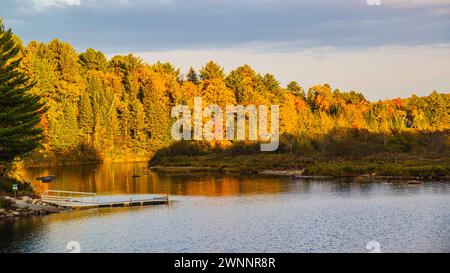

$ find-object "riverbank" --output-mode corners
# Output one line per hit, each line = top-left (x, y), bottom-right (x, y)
(17, 157), (151, 168)
(0, 196), (69, 220)
(149, 153), (450, 181)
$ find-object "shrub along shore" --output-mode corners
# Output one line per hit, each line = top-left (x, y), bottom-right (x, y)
(148, 128), (450, 180)
(149, 153), (450, 180)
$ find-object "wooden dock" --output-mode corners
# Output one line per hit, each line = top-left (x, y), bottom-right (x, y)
(41, 190), (169, 209)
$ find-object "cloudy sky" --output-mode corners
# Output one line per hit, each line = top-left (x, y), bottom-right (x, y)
(2, 0), (450, 100)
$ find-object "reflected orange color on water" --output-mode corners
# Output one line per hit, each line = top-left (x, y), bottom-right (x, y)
(6, 162), (450, 253)
(21, 162), (290, 197)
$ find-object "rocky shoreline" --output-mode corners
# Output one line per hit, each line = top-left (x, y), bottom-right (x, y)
(0, 196), (69, 220)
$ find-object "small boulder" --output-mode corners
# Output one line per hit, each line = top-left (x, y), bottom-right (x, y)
(5, 197), (16, 203)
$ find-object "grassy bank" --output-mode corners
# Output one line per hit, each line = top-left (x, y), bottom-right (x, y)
(21, 153), (151, 168)
(149, 153), (450, 180)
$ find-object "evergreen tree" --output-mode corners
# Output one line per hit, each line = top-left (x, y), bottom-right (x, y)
(151, 61), (181, 80)
(200, 61), (225, 80)
(286, 81), (305, 98)
(186, 67), (199, 84)
(262, 73), (280, 93)
(0, 20), (46, 177)
(79, 48), (107, 71)
(78, 88), (94, 136)
(226, 65), (265, 105)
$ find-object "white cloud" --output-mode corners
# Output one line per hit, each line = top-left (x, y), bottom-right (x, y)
(29, 0), (81, 10)
(383, 0), (450, 7)
(16, 0), (450, 12)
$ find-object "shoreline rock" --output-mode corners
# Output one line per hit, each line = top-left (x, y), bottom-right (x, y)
(259, 169), (305, 176)
(0, 196), (69, 220)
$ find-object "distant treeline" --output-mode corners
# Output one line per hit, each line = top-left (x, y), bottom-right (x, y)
(15, 38), (450, 164)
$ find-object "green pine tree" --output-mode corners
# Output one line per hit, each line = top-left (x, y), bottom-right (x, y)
(0, 19), (46, 178)
(78, 89), (94, 136)
(186, 67), (199, 84)
(79, 48), (108, 71)
(199, 61), (225, 80)
(286, 81), (305, 99)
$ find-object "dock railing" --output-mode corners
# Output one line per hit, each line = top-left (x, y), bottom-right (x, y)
(42, 190), (99, 207)
(41, 190), (169, 208)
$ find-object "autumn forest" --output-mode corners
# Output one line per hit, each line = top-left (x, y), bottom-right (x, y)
(1, 0), (450, 255)
(1, 22), (450, 178)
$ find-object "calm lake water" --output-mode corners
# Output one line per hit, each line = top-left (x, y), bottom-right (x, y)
(1, 162), (449, 253)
